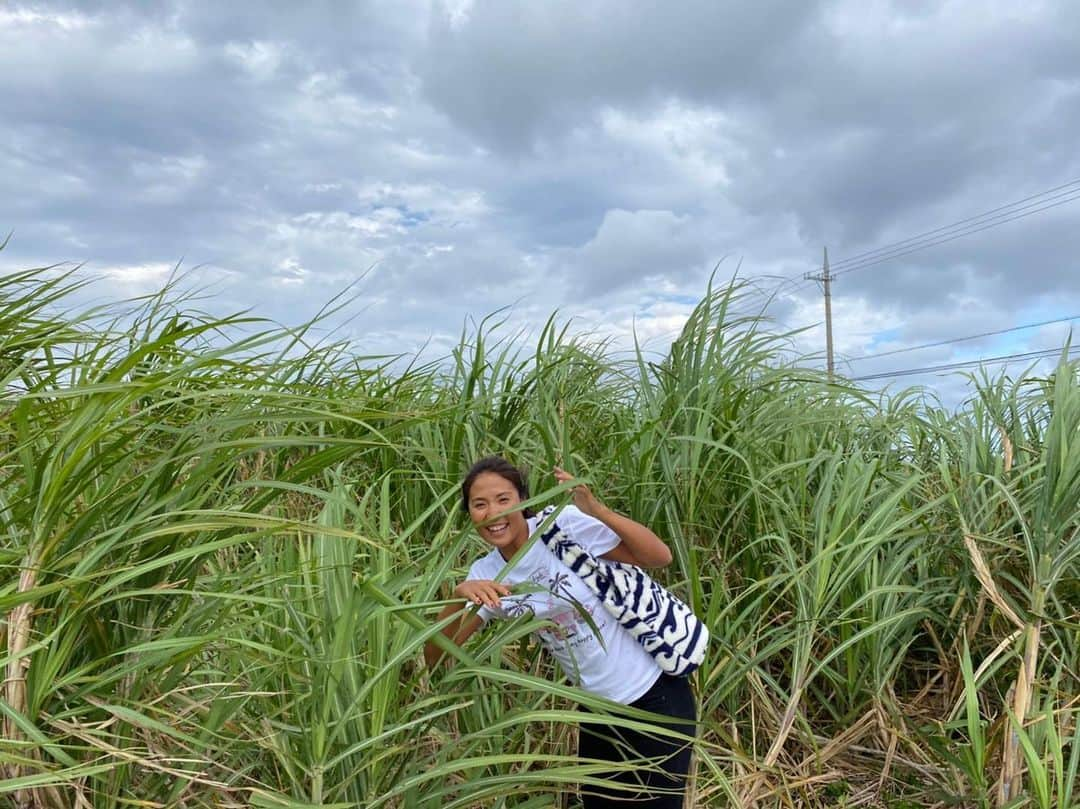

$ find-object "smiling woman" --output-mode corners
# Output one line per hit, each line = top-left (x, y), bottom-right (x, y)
(424, 455), (696, 809)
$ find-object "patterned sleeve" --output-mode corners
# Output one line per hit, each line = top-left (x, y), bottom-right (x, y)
(559, 505), (621, 556)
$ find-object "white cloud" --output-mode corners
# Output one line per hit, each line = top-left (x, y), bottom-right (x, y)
(290, 70), (398, 134)
(438, 0), (476, 30)
(224, 39), (285, 80)
(271, 258), (308, 288)
(599, 101), (735, 189)
(292, 209), (408, 239)
(355, 182), (491, 223)
(104, 25), (201, 76)
(0, 7), (94, 30)
(2, 0), (1078, 409)
(130, 154), (208, 203)
(613, 299), (698, 350)
(99, 262), (175, 287)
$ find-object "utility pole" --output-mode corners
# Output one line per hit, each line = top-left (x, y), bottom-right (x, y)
(804, 247), (835, 378)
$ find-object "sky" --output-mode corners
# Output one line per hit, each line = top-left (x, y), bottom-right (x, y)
(2, 0), (1079, 404)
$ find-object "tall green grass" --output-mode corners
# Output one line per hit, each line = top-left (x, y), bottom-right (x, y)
(1, 267), (1077, 807)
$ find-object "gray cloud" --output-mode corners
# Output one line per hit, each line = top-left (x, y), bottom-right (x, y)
(1, 0), (1078, 403)
(419, 0), (821, 151)
(561, 209), (707, 295)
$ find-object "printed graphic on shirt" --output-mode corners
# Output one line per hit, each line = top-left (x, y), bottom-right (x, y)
(496, 566), (606, 661)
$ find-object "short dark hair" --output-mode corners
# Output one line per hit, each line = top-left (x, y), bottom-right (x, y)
(461, 456), (535, 518)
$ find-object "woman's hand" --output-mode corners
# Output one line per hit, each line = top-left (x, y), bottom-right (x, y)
(553, 466), (606, 519)
(553, 465), (673, 568)
(454, 579), (510, 609)
(425, 584), (490, 668)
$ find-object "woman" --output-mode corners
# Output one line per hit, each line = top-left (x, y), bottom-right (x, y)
(424, 455), (697, 808)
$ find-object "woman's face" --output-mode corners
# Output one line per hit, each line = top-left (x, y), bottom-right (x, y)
(466, 471), (530, 559)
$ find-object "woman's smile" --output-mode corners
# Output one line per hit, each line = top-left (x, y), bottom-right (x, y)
(467, 471), (529, 559)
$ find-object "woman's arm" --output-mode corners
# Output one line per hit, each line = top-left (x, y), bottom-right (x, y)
(422, 580), (508, 667)
(553, 467), (673, 568)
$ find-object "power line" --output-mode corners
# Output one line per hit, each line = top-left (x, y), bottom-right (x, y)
(851, 346), (1072, 382)
(828, 178), (1080, 274)
(833, 190), (1080, 277)
(844, 313), (1080, 363)
(733, 178), (1080, 335)
(743, 178), (1080, 295)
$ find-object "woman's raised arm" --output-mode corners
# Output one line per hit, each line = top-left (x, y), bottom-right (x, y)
(553, 467), (673, 568)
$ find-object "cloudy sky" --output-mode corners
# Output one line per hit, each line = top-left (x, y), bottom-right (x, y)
(3, 1), (1079, 401)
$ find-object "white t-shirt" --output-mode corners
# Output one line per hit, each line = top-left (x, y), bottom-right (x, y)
(466, 505), (662, 704)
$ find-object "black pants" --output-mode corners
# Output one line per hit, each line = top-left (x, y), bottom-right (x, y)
(577, 674), (697, 808)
